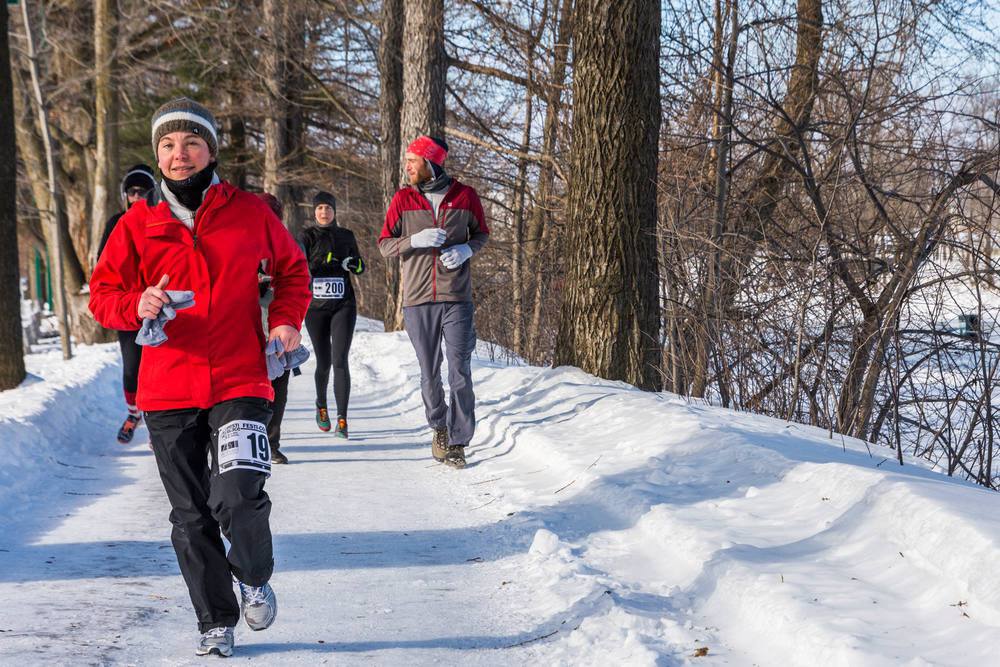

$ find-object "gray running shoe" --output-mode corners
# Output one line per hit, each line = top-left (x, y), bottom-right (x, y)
(238, 581), (277, 631)
(432, 427), (449, 462)
(195, 626), (234, 657)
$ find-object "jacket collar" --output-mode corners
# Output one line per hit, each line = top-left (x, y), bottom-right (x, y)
(408, 179), (460, 207)
(152, 176), (232, 229)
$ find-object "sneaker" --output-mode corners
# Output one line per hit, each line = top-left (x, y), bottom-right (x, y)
(195, 626), (234, 657)
(335, 417), (349, 439)
(432, 427), (449, 462)
(444, 445), (467, 469)
(238, 581), (277, 631)
(117, 413), (142, 444)
(270, 448), (288, 464)
(316, 406), (331, 432)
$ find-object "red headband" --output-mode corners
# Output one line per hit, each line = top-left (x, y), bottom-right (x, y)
(406, 135), (447, 165)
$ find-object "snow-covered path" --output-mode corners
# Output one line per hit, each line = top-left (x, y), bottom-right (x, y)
(6, 321), (1000, 666)
(0, 324), (540, 665)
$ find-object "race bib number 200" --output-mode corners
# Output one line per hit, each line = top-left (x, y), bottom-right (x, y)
(313, 277), (345, 299)
(217, 419), (271, 475)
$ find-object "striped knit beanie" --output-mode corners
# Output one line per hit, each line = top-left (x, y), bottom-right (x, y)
(151, 98), (218, 156)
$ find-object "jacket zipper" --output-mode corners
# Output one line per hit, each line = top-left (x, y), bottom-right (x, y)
(429, 184), (455, 302)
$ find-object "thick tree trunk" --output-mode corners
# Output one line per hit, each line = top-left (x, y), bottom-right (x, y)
(399, 0), (446, 143)
(263, 0), (290, 223)
(379, 0), (404, 331)
(89, 0), (119, 272)
(389, 0), (445, 332)
(0, 2), (27, 389)
(553, 0), (662, 390)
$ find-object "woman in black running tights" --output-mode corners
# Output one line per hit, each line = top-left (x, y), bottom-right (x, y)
(299, 191), (365, 438)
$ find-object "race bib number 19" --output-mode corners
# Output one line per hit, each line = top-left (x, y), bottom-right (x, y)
(218, 419), (271, 475)
(313, 277), (345, 299)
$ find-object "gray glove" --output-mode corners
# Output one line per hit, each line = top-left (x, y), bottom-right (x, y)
(265, 337), (311, 381)
(410, 228), (446, 248)
(135, 290), (196, 347)
(440, 243), (473, 269)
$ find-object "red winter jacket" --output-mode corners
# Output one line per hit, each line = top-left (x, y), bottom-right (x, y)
(89, 181), (311, 411)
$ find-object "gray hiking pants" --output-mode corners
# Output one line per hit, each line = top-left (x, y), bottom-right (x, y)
(403, 301), (477, 446)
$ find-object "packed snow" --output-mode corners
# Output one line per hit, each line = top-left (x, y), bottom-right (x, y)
(2, 319), (1000, 665)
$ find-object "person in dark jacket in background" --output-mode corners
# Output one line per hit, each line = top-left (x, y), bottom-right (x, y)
(97, 163), (157, 444)
(299, 191), (365, 438)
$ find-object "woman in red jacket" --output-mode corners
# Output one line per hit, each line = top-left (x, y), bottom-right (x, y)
(89, 98), (310, 658)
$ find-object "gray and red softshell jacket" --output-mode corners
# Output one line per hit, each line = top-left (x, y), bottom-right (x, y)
(378, 179), (490, 307)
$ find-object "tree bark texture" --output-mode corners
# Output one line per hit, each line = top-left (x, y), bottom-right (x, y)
(400, 0), (446, 143)
(263, 0), (290, 223)
(388, 0), (445, 331)
(0, 2), (27, 389)
(89, 0), (118, 272)
(379, 0), (404, 331)
(553, 0), (662, 390)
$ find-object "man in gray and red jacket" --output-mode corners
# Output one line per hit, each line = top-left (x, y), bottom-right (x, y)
(378, 135), (489, 468)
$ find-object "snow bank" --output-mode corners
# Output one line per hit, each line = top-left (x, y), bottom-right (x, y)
(0, 344), (122, 537)
(460, 359), (1000, 665)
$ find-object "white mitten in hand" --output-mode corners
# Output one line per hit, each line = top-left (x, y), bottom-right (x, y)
(440, 243), (473, 269)
(411, 227), (447, 248)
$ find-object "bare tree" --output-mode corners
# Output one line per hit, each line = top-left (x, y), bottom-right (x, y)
(19, 0), (72, 360)
(89, 0), (119, 268)
(385, 0), (448, 332)
(379, 0), (405, 332)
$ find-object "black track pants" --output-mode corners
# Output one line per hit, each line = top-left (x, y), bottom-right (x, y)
(268, 370), (290, 450)
(117, 329), (142, 405)
(145, 397), (274, 633)
(304, 304), (357, 417)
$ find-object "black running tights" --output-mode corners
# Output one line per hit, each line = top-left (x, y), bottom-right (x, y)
(304, 305), (357, 417)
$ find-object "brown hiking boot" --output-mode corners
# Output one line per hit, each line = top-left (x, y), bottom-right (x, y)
(432, 427), (449, 462)
(443, 445), (466, 469)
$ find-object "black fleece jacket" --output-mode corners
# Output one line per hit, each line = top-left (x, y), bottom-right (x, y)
(298, 223), (365, 310)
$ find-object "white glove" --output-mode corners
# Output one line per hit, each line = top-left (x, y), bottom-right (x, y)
(440, 243), (473, 270)
(410, 227), (447, 248)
